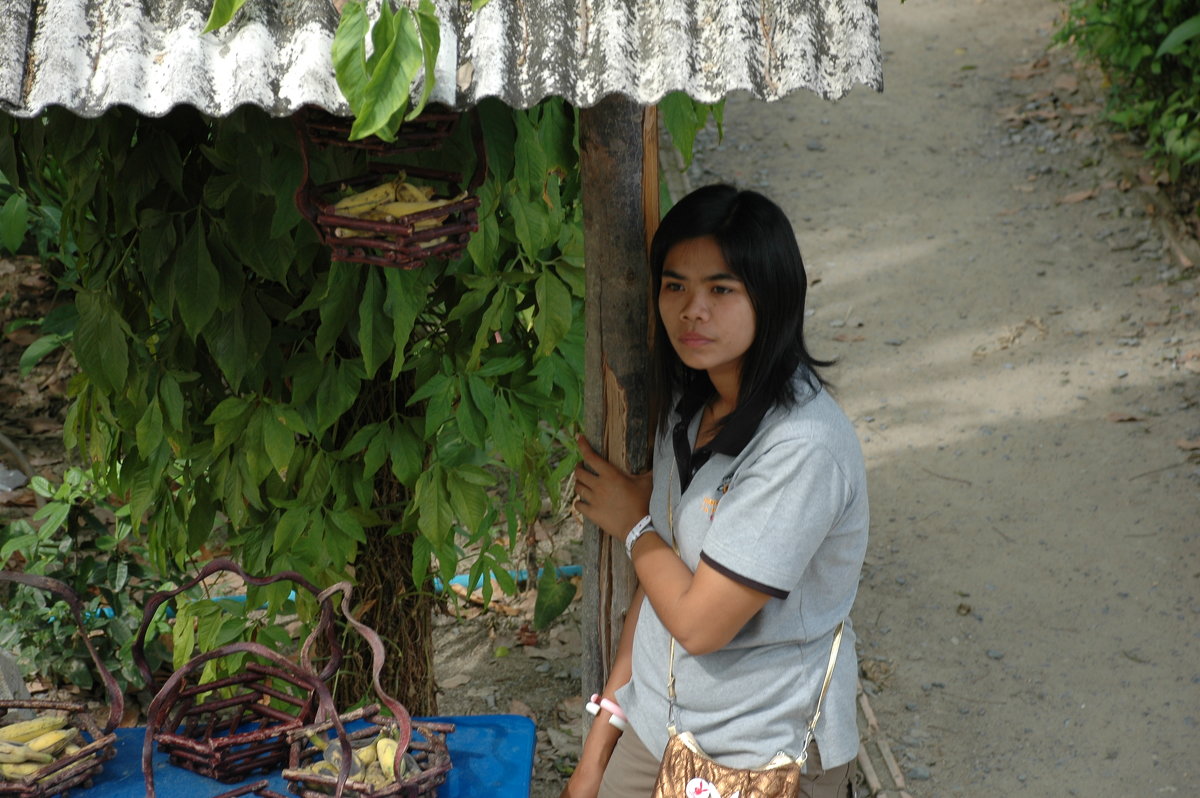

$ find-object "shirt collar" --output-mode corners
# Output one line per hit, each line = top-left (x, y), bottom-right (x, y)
(670, 377), (772, 492)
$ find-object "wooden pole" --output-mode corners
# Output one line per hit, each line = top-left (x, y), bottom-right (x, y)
(578, 96), (658, 697)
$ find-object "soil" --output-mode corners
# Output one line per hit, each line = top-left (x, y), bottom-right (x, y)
(3, 0), (1199, 796)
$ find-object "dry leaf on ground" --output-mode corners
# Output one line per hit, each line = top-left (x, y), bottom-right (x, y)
(1060, 188), (1099, 204)
(439, 673), (472, 689)
(1053, 74), (1079, 93)
(509, 699), (535, 719)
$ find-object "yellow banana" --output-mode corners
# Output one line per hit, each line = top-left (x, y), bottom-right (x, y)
(27, 728), (78, 757)
(0, 761), (45, 780)
(376, 736), (398, 781)
(332, 188), (465, 238)
(62, 743), (82, 757)
(332, 175), (405, 217)
(353, 737), (378, 767)
(397, 182), (436, 202)
(362, 762), (388, 787)
(0, 715), (68, 744)
(370, 199), (451, 219)
(0, 740), (53, 765)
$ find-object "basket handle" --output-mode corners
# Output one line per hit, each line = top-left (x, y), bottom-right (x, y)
(141, 640), (345, 798)
(130, 557), (343, 692)
(306, 582), (414, 763)
(0, 570), (125, 734)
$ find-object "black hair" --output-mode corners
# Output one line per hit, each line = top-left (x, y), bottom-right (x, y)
(650, 184), (833, 431)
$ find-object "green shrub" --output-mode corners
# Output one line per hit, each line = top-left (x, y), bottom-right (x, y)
(1057, 2), (1200, 182)
(0, 467), (175, 693)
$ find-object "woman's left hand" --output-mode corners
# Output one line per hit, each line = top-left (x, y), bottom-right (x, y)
(573, 435), (653, 541)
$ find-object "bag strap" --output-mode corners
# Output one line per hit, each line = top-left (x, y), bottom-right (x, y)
(664, 461), (845, 764)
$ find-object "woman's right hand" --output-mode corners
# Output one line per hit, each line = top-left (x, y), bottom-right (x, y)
(573, 435), (653, 541)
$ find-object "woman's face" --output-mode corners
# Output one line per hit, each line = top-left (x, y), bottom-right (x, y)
(658, 236), (757, 387)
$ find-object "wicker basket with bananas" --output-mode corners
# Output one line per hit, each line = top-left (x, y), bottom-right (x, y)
(282, 582), (453, 798)
(0, 571), (123, 798)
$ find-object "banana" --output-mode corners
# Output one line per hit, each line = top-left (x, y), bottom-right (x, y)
(27, 728), (78, 757)
(0, 715), (68, 744)
(0, 761), (45, 780)
(376, 736), (399, 781)
(397, 182), (435, 202)
(362, 761), (388, 787)
(62, 743), (82, 757)
(321, 743), (363, 780)
(302, 760), (340, 794)
(370, 199), (452, 220)
(333, 175), (405, 217)
(353, 737), (378, 767)
(0, 740), (53, 765)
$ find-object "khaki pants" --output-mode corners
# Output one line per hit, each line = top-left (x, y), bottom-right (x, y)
(598, 728), (857, 798)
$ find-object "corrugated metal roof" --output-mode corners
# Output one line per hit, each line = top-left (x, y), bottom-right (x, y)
(1, 0), (882, 119)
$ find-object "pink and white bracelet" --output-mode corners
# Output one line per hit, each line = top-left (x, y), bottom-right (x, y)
(585, 693), (629, 730)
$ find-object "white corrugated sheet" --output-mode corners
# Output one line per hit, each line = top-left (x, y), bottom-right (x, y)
(0, 0), (882, 118)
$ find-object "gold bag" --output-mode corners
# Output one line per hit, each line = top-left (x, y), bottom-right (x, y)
(652, 731), (803, 798)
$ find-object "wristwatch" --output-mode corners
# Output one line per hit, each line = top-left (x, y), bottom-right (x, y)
(624, 514), (655, 559)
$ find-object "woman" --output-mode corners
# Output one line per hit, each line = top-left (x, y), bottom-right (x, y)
(566, 185), (868, 798)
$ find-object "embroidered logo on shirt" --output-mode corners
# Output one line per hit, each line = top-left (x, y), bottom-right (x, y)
(702, 479), (733, 520)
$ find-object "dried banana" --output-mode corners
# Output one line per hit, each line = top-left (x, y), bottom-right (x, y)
(0, 740), (53, 765)
(330, 174), (463, 244)
(0, 715), (67, 744)
(27, 728), (78, 757)
(333, 175), (405, 216)
(297, 728), (420, 789)
(0, 761), (46, 780)
(376, 736), (399, 781)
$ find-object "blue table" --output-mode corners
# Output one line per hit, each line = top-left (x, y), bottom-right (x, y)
(84, 715), (535, 797)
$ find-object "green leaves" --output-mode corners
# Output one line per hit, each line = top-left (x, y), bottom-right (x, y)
(201, 0), (250, 34)
(532, 272), (572, 357)
(533, 560), (577, 630)
(333, 0), (441, 142)
(1157, 13), (1200, 57)
(0, 191), (29, 253)
(358, 267), (391, 379)
(659, 92), (725, 166)
(1, 75), (710, 647)
(74, 291), (128, 395)
(1059, 1), (1200, 178)
(175, 222), (220, 338)
(260, 404), (300, 479)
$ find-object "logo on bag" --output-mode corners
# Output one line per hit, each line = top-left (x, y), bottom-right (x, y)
(685, 778), (740, 798)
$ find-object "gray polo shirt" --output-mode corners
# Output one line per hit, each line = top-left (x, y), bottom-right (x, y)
(616, 374), (869, 769)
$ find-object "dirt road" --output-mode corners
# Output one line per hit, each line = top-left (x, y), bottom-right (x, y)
(675, 0), (1199, 794)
